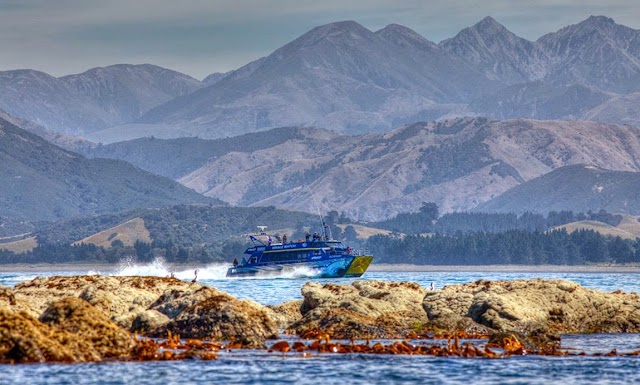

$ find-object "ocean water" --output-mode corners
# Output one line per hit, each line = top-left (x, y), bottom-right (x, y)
(1, 261), (640, 384)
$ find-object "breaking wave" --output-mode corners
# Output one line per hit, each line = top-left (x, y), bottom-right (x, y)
(108, 257), (321, 281)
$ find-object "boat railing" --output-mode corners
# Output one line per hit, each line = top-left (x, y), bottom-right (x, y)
(353, 249), (371, 256)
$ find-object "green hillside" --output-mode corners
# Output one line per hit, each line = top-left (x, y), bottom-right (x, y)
(0, 117), (216, 222)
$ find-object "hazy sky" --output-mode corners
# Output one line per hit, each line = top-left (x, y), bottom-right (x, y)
(1, 0), (639, 80)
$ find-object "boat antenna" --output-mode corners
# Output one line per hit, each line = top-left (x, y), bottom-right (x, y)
(307, 187), (333, 240)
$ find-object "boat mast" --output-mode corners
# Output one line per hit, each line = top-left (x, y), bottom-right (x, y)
(308, 189), (333, 240)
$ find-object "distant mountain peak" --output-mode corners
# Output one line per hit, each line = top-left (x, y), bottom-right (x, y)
(281, 20), (374, 51)
(584, 15), (616, 26)
(375, 23), (436, 47)
(475, 16), (505, 30)
(545, 15), (625, 39)
(309, 20), (370, 37)
(467, 16), (512, 37)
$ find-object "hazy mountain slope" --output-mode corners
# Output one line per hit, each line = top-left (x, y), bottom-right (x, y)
(136, 21), (495, 138)
(0, 117), (213, 222)
(0, 70), (117, 135)
(0, 65), (203, 136)
(537, 16), (640, 93)
(6, 16), (640, 143)
(469, 82), (612, 120)
(60, 64), (203, 126)
(83, 127), (338, 179)
(582, 92), (640, 126)
(440, 16), (548, 83)
(476, 165), (640, 214)
(0, 108), (96, 152)
(160, 118), (640, 220)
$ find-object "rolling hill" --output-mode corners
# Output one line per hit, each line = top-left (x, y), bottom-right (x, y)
(476, 165), (640, 214)
(0, 116), (214, 222)
(86, 118), (640, 221)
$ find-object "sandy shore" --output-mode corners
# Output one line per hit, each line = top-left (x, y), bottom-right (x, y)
(2, 262), (640, 274)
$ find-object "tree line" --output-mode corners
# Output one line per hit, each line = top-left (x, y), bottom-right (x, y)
(372, 203), (623, 235)
(365, 229), (638, 265)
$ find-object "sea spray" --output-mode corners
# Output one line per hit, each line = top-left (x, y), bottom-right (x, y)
(109, 257), (323, 281)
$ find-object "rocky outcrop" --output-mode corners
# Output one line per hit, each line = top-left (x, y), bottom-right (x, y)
(9, 275), (279, 347)
(12, 275), (206, 329)
(267, 300), (304, 329)
(0, 297), (133, 363)
(151, 293), (278, 347)
(292, 280), (427, 338)
(5, 275), (640, 363)
(423, 279), (640, 335)
(39, 297), (133, 359)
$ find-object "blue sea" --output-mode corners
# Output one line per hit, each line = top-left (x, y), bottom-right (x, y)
(1, 261), (640, 384)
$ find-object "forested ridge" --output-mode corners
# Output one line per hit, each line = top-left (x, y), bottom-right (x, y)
(0, 203), (637, 265)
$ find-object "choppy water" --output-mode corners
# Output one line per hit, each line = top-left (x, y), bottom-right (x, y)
(1, 260), (640, 384)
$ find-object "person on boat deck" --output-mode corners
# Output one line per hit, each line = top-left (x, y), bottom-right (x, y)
(312, 232), (319, 242)
(305, 231), (311, 242)
(268, 236), (272, 246)
(233, 258), (238, 267)
(282, 234), (287, 244)
(241, 257), (247, 265)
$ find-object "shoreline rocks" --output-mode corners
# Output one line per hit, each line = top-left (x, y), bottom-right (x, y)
(423, 279), (640, 335)
(2, 275), (640, 362)
(291, 280), (427, 338)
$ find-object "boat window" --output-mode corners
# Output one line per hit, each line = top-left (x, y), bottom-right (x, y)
(263, 251), (308, 263)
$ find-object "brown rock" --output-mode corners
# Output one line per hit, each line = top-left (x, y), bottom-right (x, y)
(267, 300), (303, 329)
(39, 297), (133, 359)
(423, 279), (640, 335)
(0, 297), (134, 364)
(0, 309), (90, 363)
(13, 275), (206, 330)
(152, 294), (278, 347)
(293, 280), (427, 338)
(131, 310), (171, 334)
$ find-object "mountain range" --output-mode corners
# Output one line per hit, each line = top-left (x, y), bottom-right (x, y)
(3, 15), (640, 225)
(84, 118), (640, 221)
(1, 16), (640, 141)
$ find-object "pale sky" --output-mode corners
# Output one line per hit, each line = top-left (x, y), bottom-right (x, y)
(1, 0), (638, 80)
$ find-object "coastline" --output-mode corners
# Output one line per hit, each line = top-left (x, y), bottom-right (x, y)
(369, 263), (640, 273)
(2, 262), (640, 274)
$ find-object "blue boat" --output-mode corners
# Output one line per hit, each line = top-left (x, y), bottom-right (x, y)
(226, 230), (373, 278)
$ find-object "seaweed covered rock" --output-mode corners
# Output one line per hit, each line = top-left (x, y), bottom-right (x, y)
(39, 297), (133, 359)
(151, 293), (278, 347)
(13, 275), (206, 330)
(0, 297), (134, 363)
(293, 280), (427, 338)
(423, 279), (640, 335)
(0, 309), (92, 363)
